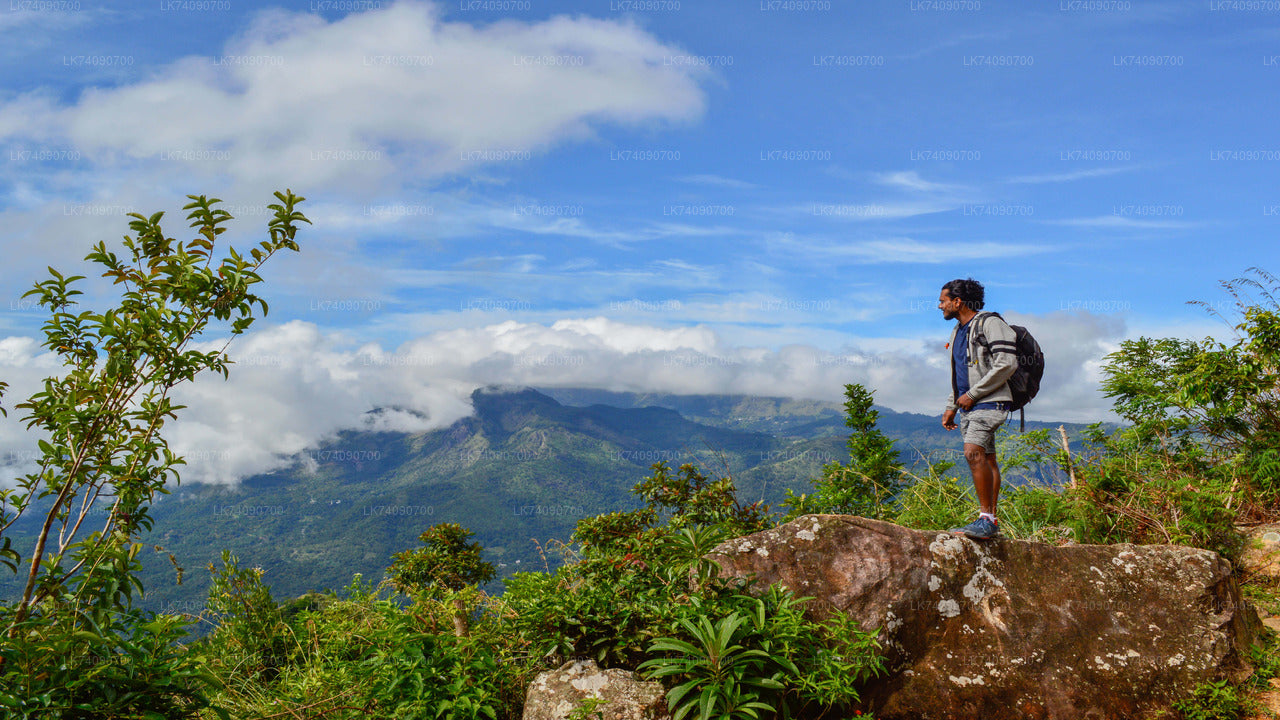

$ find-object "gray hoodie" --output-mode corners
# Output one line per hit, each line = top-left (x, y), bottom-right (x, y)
(944, 311), (1018, 412)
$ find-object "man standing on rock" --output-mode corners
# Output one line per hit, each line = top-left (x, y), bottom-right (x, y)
(939, 278), (1017, 540)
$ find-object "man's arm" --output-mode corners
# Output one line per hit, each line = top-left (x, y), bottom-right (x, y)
(966, 315), (1018, 401)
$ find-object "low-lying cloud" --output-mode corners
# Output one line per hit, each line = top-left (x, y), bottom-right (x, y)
(0, 312), (1127, 486)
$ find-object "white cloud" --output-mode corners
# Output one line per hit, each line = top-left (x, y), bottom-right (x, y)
(797, 200), (959, 221)
(0, 1), (708, 194)
(1005, 166), (1139, 185)
(676, 174), (759, 190)
(1004, 310), (1126, 424)
(873, 170), (966, 194)
(0, 311), (1132, 486)
(775, 234), (1056, 264)
(0, 5), (94, 36)
(1042, 215), (1197, 230)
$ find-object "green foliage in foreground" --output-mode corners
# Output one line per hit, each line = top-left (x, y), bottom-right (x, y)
(0, 192), (307, 717)
(1173, 678), (1250, 720)
(197, 569), (519, 719)
(638, 587), (881, 720)
(195, 464), (884, 719)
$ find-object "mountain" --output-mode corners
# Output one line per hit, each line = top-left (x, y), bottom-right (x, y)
(0, 387), (1092, 618)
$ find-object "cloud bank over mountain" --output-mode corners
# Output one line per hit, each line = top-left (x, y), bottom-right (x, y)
(2, 310), (1123, 486)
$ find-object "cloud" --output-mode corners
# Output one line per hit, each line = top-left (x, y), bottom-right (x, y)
(1005, 166), (1139, 185)
(676, 174), (759, 190)
(0, 1), (708, 194)
(775, 234), (1057, 264)
(0, 5), (93, 34)
(799, 201), (959, 221)
(1041, 215), (1197, 230)
(0, 311), (1131, 485)
(873, 170), (966, 194)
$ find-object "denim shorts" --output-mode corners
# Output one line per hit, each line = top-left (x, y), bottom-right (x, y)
(960, 408), (1007, 454)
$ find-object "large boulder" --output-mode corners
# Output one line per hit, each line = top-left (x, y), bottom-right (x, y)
(706, 515), (1259, 720)
(523, 659), (670, 720)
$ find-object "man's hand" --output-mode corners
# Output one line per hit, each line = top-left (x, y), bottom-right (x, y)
(942, 408), (958, 430)
(955, 393), (976, 411)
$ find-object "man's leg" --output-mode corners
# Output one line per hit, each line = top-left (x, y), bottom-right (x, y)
(987, 452), (1001, 516)
(953, 409), (1006, 538)
(964, 444), (996, 516)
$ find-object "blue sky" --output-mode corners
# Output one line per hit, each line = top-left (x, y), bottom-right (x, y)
(2, 0), (1278, 482)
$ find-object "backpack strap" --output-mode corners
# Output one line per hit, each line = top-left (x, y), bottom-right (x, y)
(971, 312), (992, 350)
(973, 312), (1017, 357)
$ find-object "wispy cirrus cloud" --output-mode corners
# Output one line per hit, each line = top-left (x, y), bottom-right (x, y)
(1041, 215), (1198, 230)
(675, 174), (759, 190)
(1005, 166), (1140, 185)
(774, 234), (1056, 264)
(872, 170), (970, 194)
(801, 200), (959, 222)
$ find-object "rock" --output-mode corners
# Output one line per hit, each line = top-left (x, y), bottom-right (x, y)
(706, 515), (1259, 720)
(522, 659), (670, 720)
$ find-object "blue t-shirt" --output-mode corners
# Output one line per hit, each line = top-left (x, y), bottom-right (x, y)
(953, 320), (972, 399)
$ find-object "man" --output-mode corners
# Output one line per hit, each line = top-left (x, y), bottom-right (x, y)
(939, 278), (1017, 540)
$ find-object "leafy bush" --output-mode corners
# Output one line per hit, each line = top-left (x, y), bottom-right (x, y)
(640, 610), (787, 720)
(502, 461), (885, 720)
(388, 522), (497, 638)
(198, 575), (529, 719)
(639, 586), (883, 720)
(503, 462), (772, 668)
(0, 541), (223, 719)
(201, 550), (294, 682)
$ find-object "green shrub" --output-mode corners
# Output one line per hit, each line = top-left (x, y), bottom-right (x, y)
(201, 550), (294, 682)
(1172, 679), (1249, 720)
(0, 558), (222, 718)
(504, 463), (771, 668)
(639, 586), (883, 720)
(199, 582), (529, 719)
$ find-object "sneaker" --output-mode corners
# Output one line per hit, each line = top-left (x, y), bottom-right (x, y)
(950, 516), (999, 540)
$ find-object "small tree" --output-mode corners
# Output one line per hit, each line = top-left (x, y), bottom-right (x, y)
(0, 191), (307, 714)
(388, 522), (496, 637)
(783, 383), (905, 520)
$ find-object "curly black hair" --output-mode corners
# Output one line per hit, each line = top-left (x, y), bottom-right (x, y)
(941, 278), (985, 311)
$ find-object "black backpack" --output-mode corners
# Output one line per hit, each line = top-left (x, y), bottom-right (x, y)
(974, 311), (1044, 432)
